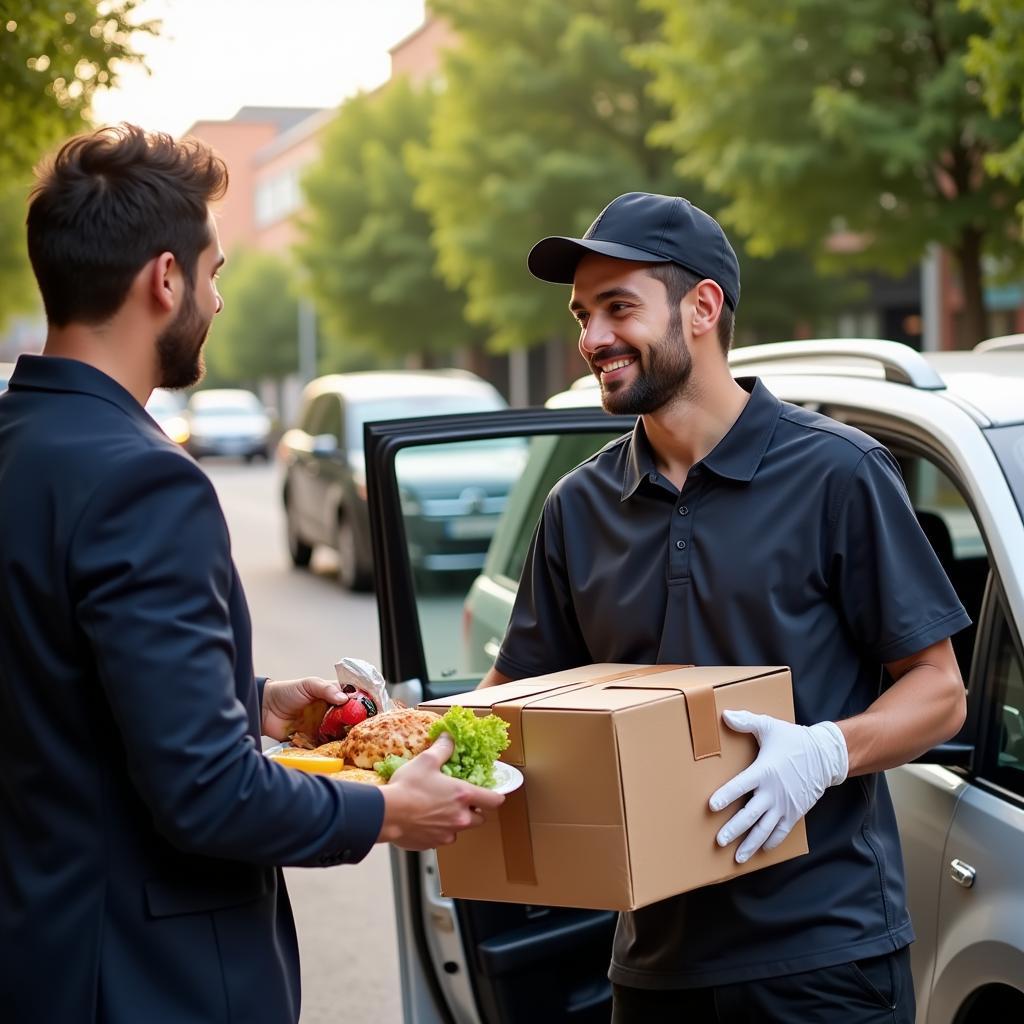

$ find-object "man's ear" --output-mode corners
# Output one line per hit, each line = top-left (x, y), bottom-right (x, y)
(690, 279), (725, 340)
(148, 252), (178, 314)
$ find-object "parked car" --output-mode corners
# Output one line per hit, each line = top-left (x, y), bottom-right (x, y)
(362, 339), (1024, 1024)
(144, 387), (190, 445)
(185, 388), (271, 461)
(0, 362), (15, 393)
(278, 370), (522, 591)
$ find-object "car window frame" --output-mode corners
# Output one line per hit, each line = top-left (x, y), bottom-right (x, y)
(365, 407), (636, 699)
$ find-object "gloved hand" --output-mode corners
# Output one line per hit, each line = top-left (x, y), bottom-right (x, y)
(709, 710), (849, 864)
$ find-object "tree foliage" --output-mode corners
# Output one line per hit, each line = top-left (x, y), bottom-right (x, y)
(299, 78), (473, 363)
(413, 0), (678, 353)
(205, 248), (299, 386)
(963, 0), (1024, 194)
(0, 1), (154, 175)
(0, 1), (155, 329)
(412, 0), (849, 353)
(641, 0), (1024, 344)
(0, 181), (37, 327)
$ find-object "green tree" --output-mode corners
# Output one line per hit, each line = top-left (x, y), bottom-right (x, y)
(300, 78), (474, 364)
(963, 0), (1024, 202)
(206, 248), (299, 387)
(413, 0), (677, 353)
(413, 0), (848, 353)
(0, 181), (37, 327)
(642, 0), (1024, 346)
(0, 1), (155, 328)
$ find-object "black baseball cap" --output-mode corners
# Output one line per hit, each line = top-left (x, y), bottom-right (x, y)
(527, 192), (741, 310)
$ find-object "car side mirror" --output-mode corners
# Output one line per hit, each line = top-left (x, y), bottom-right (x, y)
(311, 433), (338, 456)
(911, 741), (973, 768)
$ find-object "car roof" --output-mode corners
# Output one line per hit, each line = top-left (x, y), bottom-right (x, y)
(188, 388), (261, 408)
(302, 369), (501, 403)
(145, 388), (184, 410)
(547, 341), (1024, 426)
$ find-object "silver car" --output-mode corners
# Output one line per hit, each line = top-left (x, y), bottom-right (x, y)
(185, 388), (272, 461)
(364, 339), (1024, 1024)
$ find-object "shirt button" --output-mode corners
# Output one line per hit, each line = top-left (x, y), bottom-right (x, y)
(675, 539), (687, 550)
(678, 506), (689, 516)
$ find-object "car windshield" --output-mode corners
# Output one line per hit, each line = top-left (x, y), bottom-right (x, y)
(192, 405), (262, 417)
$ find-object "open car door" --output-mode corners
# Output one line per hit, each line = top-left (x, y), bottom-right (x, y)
(365, 405), (634, 1024)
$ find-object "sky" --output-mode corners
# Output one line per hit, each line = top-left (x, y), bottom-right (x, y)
(91, 0), (427, 136)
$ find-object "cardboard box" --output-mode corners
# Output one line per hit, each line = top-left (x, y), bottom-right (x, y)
(420, 664), (808, 911)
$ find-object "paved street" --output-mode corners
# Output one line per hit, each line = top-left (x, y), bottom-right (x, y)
(205, 458), (403, 1024)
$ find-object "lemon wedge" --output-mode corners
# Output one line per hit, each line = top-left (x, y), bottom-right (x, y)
(268, 751), (345, 774)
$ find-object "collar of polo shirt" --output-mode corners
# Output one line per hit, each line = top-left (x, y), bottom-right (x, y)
(620, 378), (782, 501)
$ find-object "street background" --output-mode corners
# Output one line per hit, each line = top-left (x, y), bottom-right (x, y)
(210, 459), (403, 1024)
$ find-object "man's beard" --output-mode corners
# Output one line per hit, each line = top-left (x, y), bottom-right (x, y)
(595, 305), (692, 416)
(157, 284), (210, 390)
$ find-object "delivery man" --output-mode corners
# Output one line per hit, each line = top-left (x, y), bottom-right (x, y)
(478, 192), (968, 1022)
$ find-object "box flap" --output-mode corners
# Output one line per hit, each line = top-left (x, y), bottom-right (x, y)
(422, 665), (687, 766)
(422, 667), (788, 768)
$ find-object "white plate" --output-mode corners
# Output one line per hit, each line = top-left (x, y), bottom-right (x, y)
(266, 742), (522, 794)
(490, 761), (524, 795)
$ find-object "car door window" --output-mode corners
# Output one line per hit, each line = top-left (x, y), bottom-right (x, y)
(499, 432), (624, 587)
(300, 394), (324, 435)
(878, 445), (988, 680)
(319, 395), (342, 443)
(981, 600), (1024, 798)
(392, 430), (623, 693)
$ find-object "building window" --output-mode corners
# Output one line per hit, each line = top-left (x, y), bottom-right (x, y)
(255, 166), (304, 227)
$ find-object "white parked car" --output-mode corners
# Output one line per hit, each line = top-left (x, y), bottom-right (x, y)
(364, 339), (1024, 1024)
(144, 388), (190, 445)
(185, 388), (272, 462)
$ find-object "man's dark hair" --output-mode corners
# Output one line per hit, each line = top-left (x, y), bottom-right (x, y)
(26, 124), (228, 327)
(647, 262), (735, 354)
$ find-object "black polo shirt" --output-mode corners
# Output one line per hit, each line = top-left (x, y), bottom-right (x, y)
(495, 377), (970, 989)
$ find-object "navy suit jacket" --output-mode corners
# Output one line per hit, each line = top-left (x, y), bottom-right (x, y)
(0, 356), (384, 1023)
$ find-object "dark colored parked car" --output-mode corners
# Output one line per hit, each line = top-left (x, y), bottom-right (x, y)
(278, 370), (523, 591)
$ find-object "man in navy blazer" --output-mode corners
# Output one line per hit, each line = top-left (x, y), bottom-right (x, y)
(0, 125), (503, 1023)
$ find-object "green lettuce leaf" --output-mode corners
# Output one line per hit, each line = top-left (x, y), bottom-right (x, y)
(374, 753), (410, 780)
(427, 705), (510, 788)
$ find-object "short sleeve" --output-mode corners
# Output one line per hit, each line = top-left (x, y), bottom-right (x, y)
(494, 490), (590, 679)
(829, 447), (971, 663)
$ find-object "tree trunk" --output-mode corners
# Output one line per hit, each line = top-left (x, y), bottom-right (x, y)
(954, 228), (989, 349)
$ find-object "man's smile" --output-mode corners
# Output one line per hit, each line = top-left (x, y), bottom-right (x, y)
(593, 353), (638, 382)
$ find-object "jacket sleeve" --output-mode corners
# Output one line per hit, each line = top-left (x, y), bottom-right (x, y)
(69, 449), (383, 866)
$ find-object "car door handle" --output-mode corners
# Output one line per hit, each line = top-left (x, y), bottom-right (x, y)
(949, 859), (976, 888)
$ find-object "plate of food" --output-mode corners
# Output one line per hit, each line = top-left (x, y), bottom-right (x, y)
(265, 703), (521, 793)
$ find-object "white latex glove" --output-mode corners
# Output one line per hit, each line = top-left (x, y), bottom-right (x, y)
(709, 710), (849, 864)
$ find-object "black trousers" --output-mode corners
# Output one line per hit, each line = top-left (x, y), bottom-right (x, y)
(611, 947), (914, 1024)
